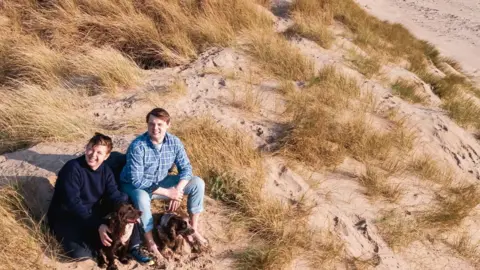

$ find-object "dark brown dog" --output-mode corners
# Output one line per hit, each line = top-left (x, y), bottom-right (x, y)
(156, 212), (195, 257)
(97, 203), (142, 270)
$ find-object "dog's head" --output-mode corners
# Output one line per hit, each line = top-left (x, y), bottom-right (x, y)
(170, 215), (195, 236)
(108, 203), (142, 224)
(158, 213), (195, 238)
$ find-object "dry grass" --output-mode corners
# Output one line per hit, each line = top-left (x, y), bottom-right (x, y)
(289, 0), (334, 48)
(229, 82), (262, 113)
(358, 166), (402, 202)
(348, 49), (382, 78)
(419, 184), (480, 230)
(146, 78), (188, 107)
(2, 0), (272, 69)
(278, 66), (414, 169)
(409, 155), (453, 184)
(442, 97), (480, 129)
(0, 184), (60, 269)
(243, 29), (315, 81)
(446, 233), (480, 268)
(174, 118), (314, 269)
(375, 209), (421, 251)
(391, 79), (425, 104)
(0, 85), (93, 153)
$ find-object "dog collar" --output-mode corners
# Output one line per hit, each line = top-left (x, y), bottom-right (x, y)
(159, 213), (175, 228)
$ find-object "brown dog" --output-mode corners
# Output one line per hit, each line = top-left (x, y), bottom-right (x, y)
(97, 203), (142, 270)
(156, 212), (195, 257)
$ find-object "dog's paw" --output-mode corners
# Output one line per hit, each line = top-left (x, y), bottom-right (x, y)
(106, 264), (118, 270)
(161, 249), (174, 260)
(119, 257), (130, 265)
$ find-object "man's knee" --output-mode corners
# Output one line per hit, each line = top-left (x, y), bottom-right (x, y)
(189, 176), (205, 193)
(128, 189), (151, 209)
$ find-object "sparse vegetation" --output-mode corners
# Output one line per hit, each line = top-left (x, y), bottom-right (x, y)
(391, 79), (425, 104)
(358, 166), (402, 202)
(243, 29), (315, 81)
(348, 49), (382, 78)
(0, 184), (60, 269)
(0, 85), (93, 153)
(442, 97), (480, 129)
(409, 155), (453, 184)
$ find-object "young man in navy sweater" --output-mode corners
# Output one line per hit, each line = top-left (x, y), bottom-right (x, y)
(47, 133), (152, 264)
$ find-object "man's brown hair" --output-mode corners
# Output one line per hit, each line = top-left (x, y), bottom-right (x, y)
(87, 132), (113, 153)
(146, 108), (171, 124)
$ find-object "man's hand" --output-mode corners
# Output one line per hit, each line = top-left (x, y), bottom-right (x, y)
(166, 187), (183, 201)
(168, 200), (181, 212)
(99, 224), (112, 246)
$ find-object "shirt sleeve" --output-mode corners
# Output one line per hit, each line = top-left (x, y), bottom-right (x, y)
(125, 143), (151, 189)
(174, 140), (193, 181)
(57, 166), (102, 229)
(104, 166), (128, 204)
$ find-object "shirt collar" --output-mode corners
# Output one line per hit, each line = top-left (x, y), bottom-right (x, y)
(144, 132), (170, 149)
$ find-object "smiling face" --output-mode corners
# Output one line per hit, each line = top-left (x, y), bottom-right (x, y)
(85, 143), (110, 171)
(147, 114), (170, 144)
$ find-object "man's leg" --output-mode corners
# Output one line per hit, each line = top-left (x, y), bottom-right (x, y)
(121, 184), (160, 256)
(51, 221), (94, 260)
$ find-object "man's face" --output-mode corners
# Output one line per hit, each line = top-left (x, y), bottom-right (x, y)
(147, 115), (170, 143)
(85, 144), (110, 170)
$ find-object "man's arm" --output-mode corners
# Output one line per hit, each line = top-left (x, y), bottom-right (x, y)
(125, 143), (151, 189)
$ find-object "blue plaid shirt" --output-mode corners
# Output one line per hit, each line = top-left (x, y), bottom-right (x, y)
(120, 132), (193, 190)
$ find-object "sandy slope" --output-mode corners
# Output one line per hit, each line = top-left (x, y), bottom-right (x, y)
(1, 1), (480, 269)
(354, 0), (480, 79)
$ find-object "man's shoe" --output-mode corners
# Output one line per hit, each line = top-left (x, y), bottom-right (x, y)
(130, 246), (154, 265)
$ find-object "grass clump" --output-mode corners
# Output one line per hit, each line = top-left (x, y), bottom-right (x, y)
(0, 184), (60, 269)
(358, 166), (402, 202)
(348, 49), (382, 78)
(409, 155), (453, 184)
(289, 0), (334, 48)
(243, 29), (315, 81)
(0, 85), (93, 153)
(419, 184), (480, 230)
(442, 97), (480, 129)
(375, 209), (421, 251)
(391, 79), (425, 104)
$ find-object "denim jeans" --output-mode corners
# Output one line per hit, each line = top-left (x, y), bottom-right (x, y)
(120, 175), (205, 233)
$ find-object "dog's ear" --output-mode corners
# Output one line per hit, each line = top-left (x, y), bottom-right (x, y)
(168, 222), (178, 241)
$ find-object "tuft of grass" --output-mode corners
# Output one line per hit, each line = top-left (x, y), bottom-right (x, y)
(229, 82), (262, 113)
(419, 184), (480, 230)
(375, 209), (421, 251)
(348, 49), (382, 78)
(409, 155), (453, 184)
(289, 0), (334, 48)
(442, 97), (480, 129)
(69, 47), (143, 94)
(146, 79), (188, 107)
(0, 184), (60, 269)
(391, 79), (425, 104)
(446, 233), (480, 268)
(358, 165), (402, 202)
(243, 29), (315, 81)
(0, 85), (93, 153)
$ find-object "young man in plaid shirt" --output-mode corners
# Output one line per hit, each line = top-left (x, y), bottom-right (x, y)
(119, 108), (207, 257)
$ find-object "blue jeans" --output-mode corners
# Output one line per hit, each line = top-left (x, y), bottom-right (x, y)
(120, 175), (205, 233)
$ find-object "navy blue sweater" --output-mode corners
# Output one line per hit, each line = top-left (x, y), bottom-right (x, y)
(47, 156), (127, 229)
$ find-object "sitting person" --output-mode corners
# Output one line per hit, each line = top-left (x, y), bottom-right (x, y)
(47, 133), (152, 265)
(119, 108), (208, 257)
